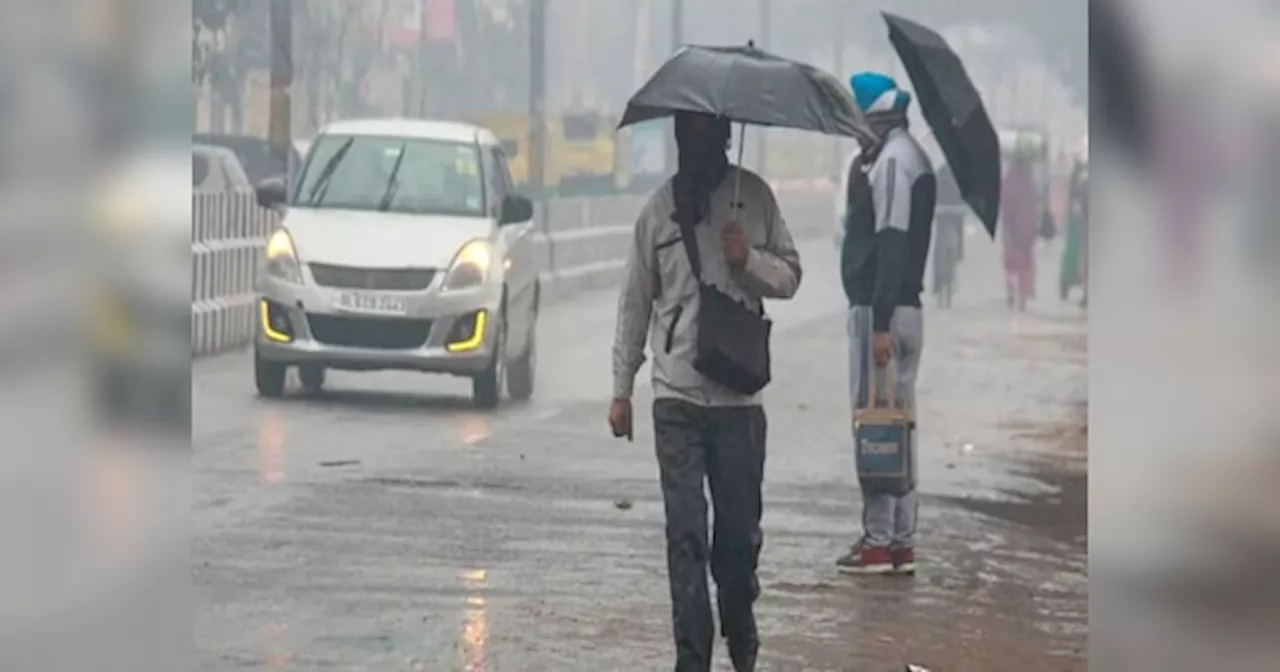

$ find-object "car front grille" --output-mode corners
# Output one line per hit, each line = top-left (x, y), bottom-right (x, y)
(306, 313), (433, 350)
(309, 264), (437, 291)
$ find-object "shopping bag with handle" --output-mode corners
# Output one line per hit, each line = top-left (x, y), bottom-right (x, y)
(853, 355), (915, 497)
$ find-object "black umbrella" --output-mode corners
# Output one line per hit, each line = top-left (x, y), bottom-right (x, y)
(883, 13), (1002, 236)
(619, 42), (875, 202)
(619, 43), (874, 142)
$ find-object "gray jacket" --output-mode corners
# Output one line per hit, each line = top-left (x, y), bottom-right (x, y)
(611, 167), (802, 407)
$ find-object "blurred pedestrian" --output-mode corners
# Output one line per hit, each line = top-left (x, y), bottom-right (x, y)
(609, 111), (801, 671)
(1059, 145), (1089, 304)
(1000, 142), (1041, 311)
(932, 161), (966, 307)
(835, 72), (936, 575)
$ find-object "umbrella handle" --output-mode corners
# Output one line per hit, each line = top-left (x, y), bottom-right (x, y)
(733, 122), (746, 210)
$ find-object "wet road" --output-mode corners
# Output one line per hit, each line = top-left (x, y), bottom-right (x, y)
(194, 228), (1086, 671)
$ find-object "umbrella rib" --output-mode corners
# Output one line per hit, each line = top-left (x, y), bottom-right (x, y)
(719, 52), (739, 121)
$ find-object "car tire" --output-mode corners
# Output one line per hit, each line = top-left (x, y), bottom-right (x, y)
(471, 308), (505, 410)
(255, 349), (286, 398)
(299, 365), (326, 393)
(506, 319), (536, 402)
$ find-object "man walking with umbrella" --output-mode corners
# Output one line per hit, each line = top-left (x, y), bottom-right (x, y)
(835, 72), (937, 575)
(609, 110), (801, 671)
(609, 41), (876, 670)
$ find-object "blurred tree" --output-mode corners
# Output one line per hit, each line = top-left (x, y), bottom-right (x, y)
(193, 0), (240, 85)
(335, 0), (385, 118)
(193, 0), (271, 133)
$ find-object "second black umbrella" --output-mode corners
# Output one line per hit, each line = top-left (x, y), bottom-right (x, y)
(883, 12), (1002, 236)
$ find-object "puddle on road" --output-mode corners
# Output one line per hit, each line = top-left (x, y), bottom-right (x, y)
(940, 463), (1087, 549)
(756, 400), (1088, 670)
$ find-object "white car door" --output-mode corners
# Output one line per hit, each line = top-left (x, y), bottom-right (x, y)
(486, 146), (536, 349)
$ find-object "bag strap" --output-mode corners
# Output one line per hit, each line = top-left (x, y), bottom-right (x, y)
(675, 218), (703, 281)
(859, 311), (901, 410)
(866, 358), (901, 409)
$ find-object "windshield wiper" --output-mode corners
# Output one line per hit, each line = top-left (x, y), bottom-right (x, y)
(376, 143), (408, 212)
(303, 136), (355, 207)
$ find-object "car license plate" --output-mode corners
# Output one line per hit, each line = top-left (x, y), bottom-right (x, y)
(337, 292), (408, 316)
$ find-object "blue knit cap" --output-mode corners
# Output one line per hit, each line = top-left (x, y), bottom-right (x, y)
(849, 71), (912, 114)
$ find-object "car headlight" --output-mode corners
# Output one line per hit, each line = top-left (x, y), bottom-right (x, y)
(265, 229), (303, 284)
(442, 239), (492, 291)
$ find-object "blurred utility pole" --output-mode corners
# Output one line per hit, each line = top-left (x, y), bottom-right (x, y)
(268, 0), (294, 181)
(418, 0), (429, 116)
(757, 0), (770, 177)
(529, 0), (547, 197)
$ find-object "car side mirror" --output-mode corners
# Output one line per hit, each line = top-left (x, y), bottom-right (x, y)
(498, 194), (533, 225)
(499, 139), (519, 158)
(255, 176), (288, 210)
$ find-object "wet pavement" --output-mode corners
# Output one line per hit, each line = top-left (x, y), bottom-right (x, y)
(193, 229), (1086, 671)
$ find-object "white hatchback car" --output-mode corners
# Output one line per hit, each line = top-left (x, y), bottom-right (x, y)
(252, 119), (540, 408)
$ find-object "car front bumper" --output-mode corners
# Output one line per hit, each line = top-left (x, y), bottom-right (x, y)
(254, 275), (502, 376)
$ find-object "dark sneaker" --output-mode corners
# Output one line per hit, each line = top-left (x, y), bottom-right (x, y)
(891, 547), (916, 576)
(836, 544), (894, 575)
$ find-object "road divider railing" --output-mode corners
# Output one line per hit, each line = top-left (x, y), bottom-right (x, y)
(190, 182), (835, 357)
(192, 191), (280, 357)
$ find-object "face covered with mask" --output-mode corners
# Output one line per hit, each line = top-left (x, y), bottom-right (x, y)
(671, 111), (732, 226)
(849, 71), (911, 157)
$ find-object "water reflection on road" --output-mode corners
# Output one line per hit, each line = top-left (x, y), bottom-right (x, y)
(460, 568), (488, 671)
(257, 408), (287, 485)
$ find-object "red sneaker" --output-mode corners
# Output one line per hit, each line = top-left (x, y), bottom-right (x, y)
(892, 547), (916, 575)
(836, 544), (894, 575)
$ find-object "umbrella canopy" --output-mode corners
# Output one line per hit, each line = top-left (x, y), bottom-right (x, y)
(618, 44), (876, 144)
(883, 13), (1002, 236)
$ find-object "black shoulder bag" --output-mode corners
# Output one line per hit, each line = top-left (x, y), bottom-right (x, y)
(676, 219), (773, 396)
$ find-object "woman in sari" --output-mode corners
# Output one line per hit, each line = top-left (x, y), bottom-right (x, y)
(1059, 156), (1089, 302)
(1000, 147), (1041, 311)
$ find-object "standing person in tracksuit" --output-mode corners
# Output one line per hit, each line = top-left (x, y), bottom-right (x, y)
(834, 72), (936, 576)
(608, 111), (802, 671)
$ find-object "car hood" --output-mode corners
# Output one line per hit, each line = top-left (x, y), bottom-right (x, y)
(282, 208), (495, 269)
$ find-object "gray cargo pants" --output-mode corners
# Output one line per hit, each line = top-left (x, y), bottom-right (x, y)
(847, 305), (923, 548)
(653, 398), (767, 672)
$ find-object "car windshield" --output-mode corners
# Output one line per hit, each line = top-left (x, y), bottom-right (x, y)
(294, 135), (486, 217)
